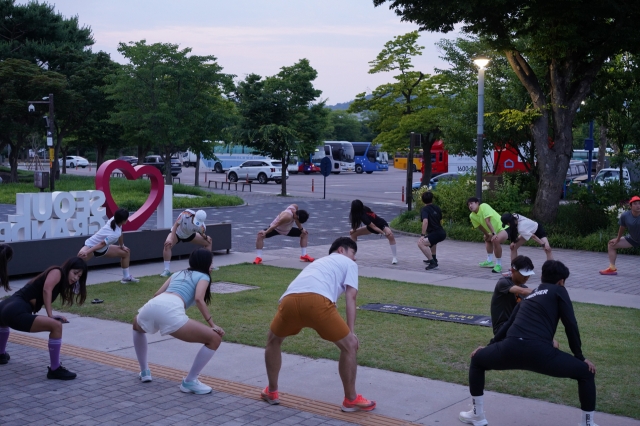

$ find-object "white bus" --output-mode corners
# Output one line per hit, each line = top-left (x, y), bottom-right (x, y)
(190, 143), (270, 173)
(312, 141), (355, 174)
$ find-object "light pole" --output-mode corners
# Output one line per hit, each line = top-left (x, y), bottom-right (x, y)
(473, 56), (490, 199)
(28, 94), (56, 191)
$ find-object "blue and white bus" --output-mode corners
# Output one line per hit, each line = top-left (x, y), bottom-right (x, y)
(312, 141), (355, 174)
(195, 143), (269, 173)
(351, 142), (389, 174)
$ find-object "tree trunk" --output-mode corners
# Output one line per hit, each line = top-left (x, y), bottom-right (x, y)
(195, 152), (201, 186)
(164, 149), (172, 185)
(281, 153), (288, 196)
(596, 124), (607, 173)
(60, 145), (68, 174)
(96, 144), (108, 169)
(8, 143), (19, 183)
(420, 134), (437, 185)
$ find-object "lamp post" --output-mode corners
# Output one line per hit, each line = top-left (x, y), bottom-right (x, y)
(473, 56), (490, 199)
(27, 94), (55, 191)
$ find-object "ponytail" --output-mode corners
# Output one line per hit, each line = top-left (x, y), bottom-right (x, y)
(111, 209), (130, 230)
(0, 244), (13, 292)
(501, 213), (519, 243)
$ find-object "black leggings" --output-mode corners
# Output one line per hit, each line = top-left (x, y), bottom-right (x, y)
(470, 337), (596, 411)
(0, 296), (37, 332)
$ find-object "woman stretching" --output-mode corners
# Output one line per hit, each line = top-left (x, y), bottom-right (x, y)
(132, 248), (225, 394)
(349, 199), (397, 264)
(0, 244), (14, 364)
(501, 213), (553, 264)
(0, 257), (87, 380)
(78, 208), (139, 284)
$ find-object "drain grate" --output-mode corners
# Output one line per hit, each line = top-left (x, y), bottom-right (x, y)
(210, 281), (259, 294)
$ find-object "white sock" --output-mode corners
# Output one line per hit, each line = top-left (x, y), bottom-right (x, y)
(122, 268), (130, 279)
(164, 261), (170, 270)
(496, 258), (502, 266)
(582, 411), (595, 426)
(472, 395), (484, 415)
(390, 244), (397, 257)
(301, 247), (307, 256)
(185, 346), (215, 382)
(132, 330), (148, 372)
(487, 254), (493, 262)
(256, 249), (263, 257)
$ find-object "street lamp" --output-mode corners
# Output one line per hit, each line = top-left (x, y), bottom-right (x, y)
(27, 94), (55, 191)
(473, 56), (490, 199)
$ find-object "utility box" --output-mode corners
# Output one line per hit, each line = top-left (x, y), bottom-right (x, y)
(34, 171), (49, 190)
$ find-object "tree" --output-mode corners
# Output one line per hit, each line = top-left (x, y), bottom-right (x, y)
(323, 110), (363, 141)
(348, 31), (447, 184)
(234, 59), (328, 196)
(375, 0), (640, 222)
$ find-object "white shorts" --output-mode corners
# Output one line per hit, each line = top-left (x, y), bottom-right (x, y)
(136, 293), (189, 336)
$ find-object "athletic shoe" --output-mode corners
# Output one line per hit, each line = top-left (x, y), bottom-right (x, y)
(341, 394), (376, 412)
(253, 257), (263, 265)
(159, 269), (171, 278)
(47, 365), (77, 380)
(0, 352), (9, 365)
(261, 386), (280, 405)
(492, 265), (502, 274)
(121, 276), (140, 284)
(300, 254), (315, 262)
(425, 260), (439, 271)
(139, 369), (152, 382)
(502, 271), (512, 278)
(599, 267), (617, 275)
(179, 378), (212, 395)
(478, 260), (495, 268)
(392, 257), (398, 264)
(459, 408), (488, 426)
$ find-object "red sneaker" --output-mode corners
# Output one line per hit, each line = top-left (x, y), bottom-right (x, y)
(261, 386), (279, 405)
(341, 394), (376, 412)
(599, 267), (617, 275)
(300, 254), (315, 262)
(253, 257), (263, 265)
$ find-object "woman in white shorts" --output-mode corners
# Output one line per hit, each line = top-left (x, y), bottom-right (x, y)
(132, 248), (225, 395)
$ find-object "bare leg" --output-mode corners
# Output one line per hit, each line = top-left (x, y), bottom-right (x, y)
(265, 330), (285, 392)
(170, 319), (222, 350)
(511, 237), (527, 263)
(350, 227), (371, 242)
(334, 333), (359, 400)
(539, 237), (554, 260)
(256, 232), (266, 250)
(163, 233), (178, 262)
(418, 238), (433, 260)
(30, 316), (63, 339)
(608, 238), (633, 267)
(300, 232), (308, 248)
(385, 230), (396, 245)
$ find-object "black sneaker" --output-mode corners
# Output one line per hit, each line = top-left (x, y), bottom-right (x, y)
(47, 365), (77, 380)
(425, 260), (439, 271)
(0, 352), (9, 365)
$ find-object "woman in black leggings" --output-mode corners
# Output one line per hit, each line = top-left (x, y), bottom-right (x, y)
(460, 260), (597, 426)
(0, 257), (88, 380)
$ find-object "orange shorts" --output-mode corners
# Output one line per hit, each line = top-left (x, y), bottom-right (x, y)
(269, 293), (350, 342)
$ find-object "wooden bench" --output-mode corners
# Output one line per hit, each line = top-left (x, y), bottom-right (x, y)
(207, 181), (252, 192)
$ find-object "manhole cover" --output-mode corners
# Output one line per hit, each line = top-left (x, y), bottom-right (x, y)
(210, 282), (259, 294)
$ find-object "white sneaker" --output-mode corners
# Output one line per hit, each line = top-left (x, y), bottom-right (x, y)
(180, 378), (212, 395)
(392, 257), (398, 264)
(139, 369), (152, 382)
(121, 276), (140, 284)
(159, 269), (171, 277)
(459, 408), (488, 426)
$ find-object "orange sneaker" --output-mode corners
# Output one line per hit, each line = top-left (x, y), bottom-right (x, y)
(341, 394), (376, 412)
(599, 267), (617, 275)
(300, 254), (315, 262)
(261, 386), (279, 405)
(253, 257), (262, 265)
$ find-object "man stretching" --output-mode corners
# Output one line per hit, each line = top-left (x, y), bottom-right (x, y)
(467, 197), (509, 274)
(599, 195), (640, 275)
(254, 204), (313, 264)
(261, 237), (376, 412)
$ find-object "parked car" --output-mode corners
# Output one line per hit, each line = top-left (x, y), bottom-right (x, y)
(58, 156), (89, 168)
(227, 159), (288, 184)
(412, 172), (461, 190)
(594, 167), (631, 187)
(117, 156), (138, 165)
(143, 155), (182, 177)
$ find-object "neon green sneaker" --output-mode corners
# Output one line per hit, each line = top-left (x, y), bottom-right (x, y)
(478, 260), (495, 268)
(492, 265), (502, 273)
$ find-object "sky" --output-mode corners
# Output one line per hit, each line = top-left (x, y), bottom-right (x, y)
(28, 0), (460, 105)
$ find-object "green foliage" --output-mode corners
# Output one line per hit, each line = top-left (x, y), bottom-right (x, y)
(483, 178), (531, 216)
(323, 109), (370, 141)
(412, 175), (475, 223)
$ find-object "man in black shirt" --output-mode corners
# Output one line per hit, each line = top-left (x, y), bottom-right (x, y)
(417, 192), (446, 270)
(460, 260), (598, 426)
(490, 255), (534, 335)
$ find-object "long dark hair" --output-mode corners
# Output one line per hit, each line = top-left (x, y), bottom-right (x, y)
(0, 244), (13, 292)
(185, 248), (213, 305)
(349, 199), (365, 230)
(111, 209), (130, 231)
(501, 213), (519, 243)
(31, 257), (88, 307)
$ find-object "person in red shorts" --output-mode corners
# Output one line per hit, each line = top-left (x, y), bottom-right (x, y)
(253, 204), (313, 264)
(260, 237), (376, 413)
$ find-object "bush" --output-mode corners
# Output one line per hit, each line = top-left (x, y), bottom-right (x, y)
(412, 175), (475, 223)
(483, 178), (531, 216)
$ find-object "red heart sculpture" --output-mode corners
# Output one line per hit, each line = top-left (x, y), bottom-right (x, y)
(95, 160), (165, 231)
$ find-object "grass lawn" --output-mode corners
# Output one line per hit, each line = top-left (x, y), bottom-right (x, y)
(0, 169), (243, 209)
(56, 264), (640, 419)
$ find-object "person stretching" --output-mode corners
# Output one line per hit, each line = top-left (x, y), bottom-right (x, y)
(599, 195), (640, 275)
(417, 191), (446, 271)
(501, 213), (553, 264)
(490, 255), (534, 335)
(0, 257), (88, 380)
(0, 244), (14, 365)
(261, 237), (376, 412)
(132, 249), (224, 394)
(161, 209), (213, 277)
(77, 208), (139, 284)
(467, 197), (508, 274)
(349, 199), (397, 264)
(254, 204), (312, 264)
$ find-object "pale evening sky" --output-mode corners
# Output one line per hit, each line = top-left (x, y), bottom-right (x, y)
(28, 0), (459, 104)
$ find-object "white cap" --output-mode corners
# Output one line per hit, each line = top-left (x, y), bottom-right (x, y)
(517, 268), (535, 276)
(194, 210), (206, 226)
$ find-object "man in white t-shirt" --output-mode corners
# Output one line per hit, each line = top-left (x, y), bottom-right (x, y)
(253, 204), (312, 264)
(260, 237), (376, 413)
(161, 209), (212, 277)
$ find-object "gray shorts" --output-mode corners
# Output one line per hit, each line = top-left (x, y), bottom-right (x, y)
(624, 235), (640, 248)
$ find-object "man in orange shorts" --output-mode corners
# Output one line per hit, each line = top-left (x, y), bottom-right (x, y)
(261, 237), (376, 413)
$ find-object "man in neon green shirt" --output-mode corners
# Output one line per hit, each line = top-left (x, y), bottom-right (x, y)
(467, 197), (509, 273)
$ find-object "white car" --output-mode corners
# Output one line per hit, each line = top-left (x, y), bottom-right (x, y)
(227, 159), (289, 184)
(59, 156), (89, 168)
(594, 167), (631, 187)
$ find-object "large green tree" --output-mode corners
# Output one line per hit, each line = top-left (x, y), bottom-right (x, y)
(234, 59), (328, 196)
(375, 0), (640, 221)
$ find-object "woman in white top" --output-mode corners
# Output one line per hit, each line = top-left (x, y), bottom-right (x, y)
(132, 248), (225, 395)
(77, 208), (139, 284)
(501, 213), (553, 263)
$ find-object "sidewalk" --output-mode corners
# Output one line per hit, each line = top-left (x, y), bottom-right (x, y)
(2, 238), (639, 425)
